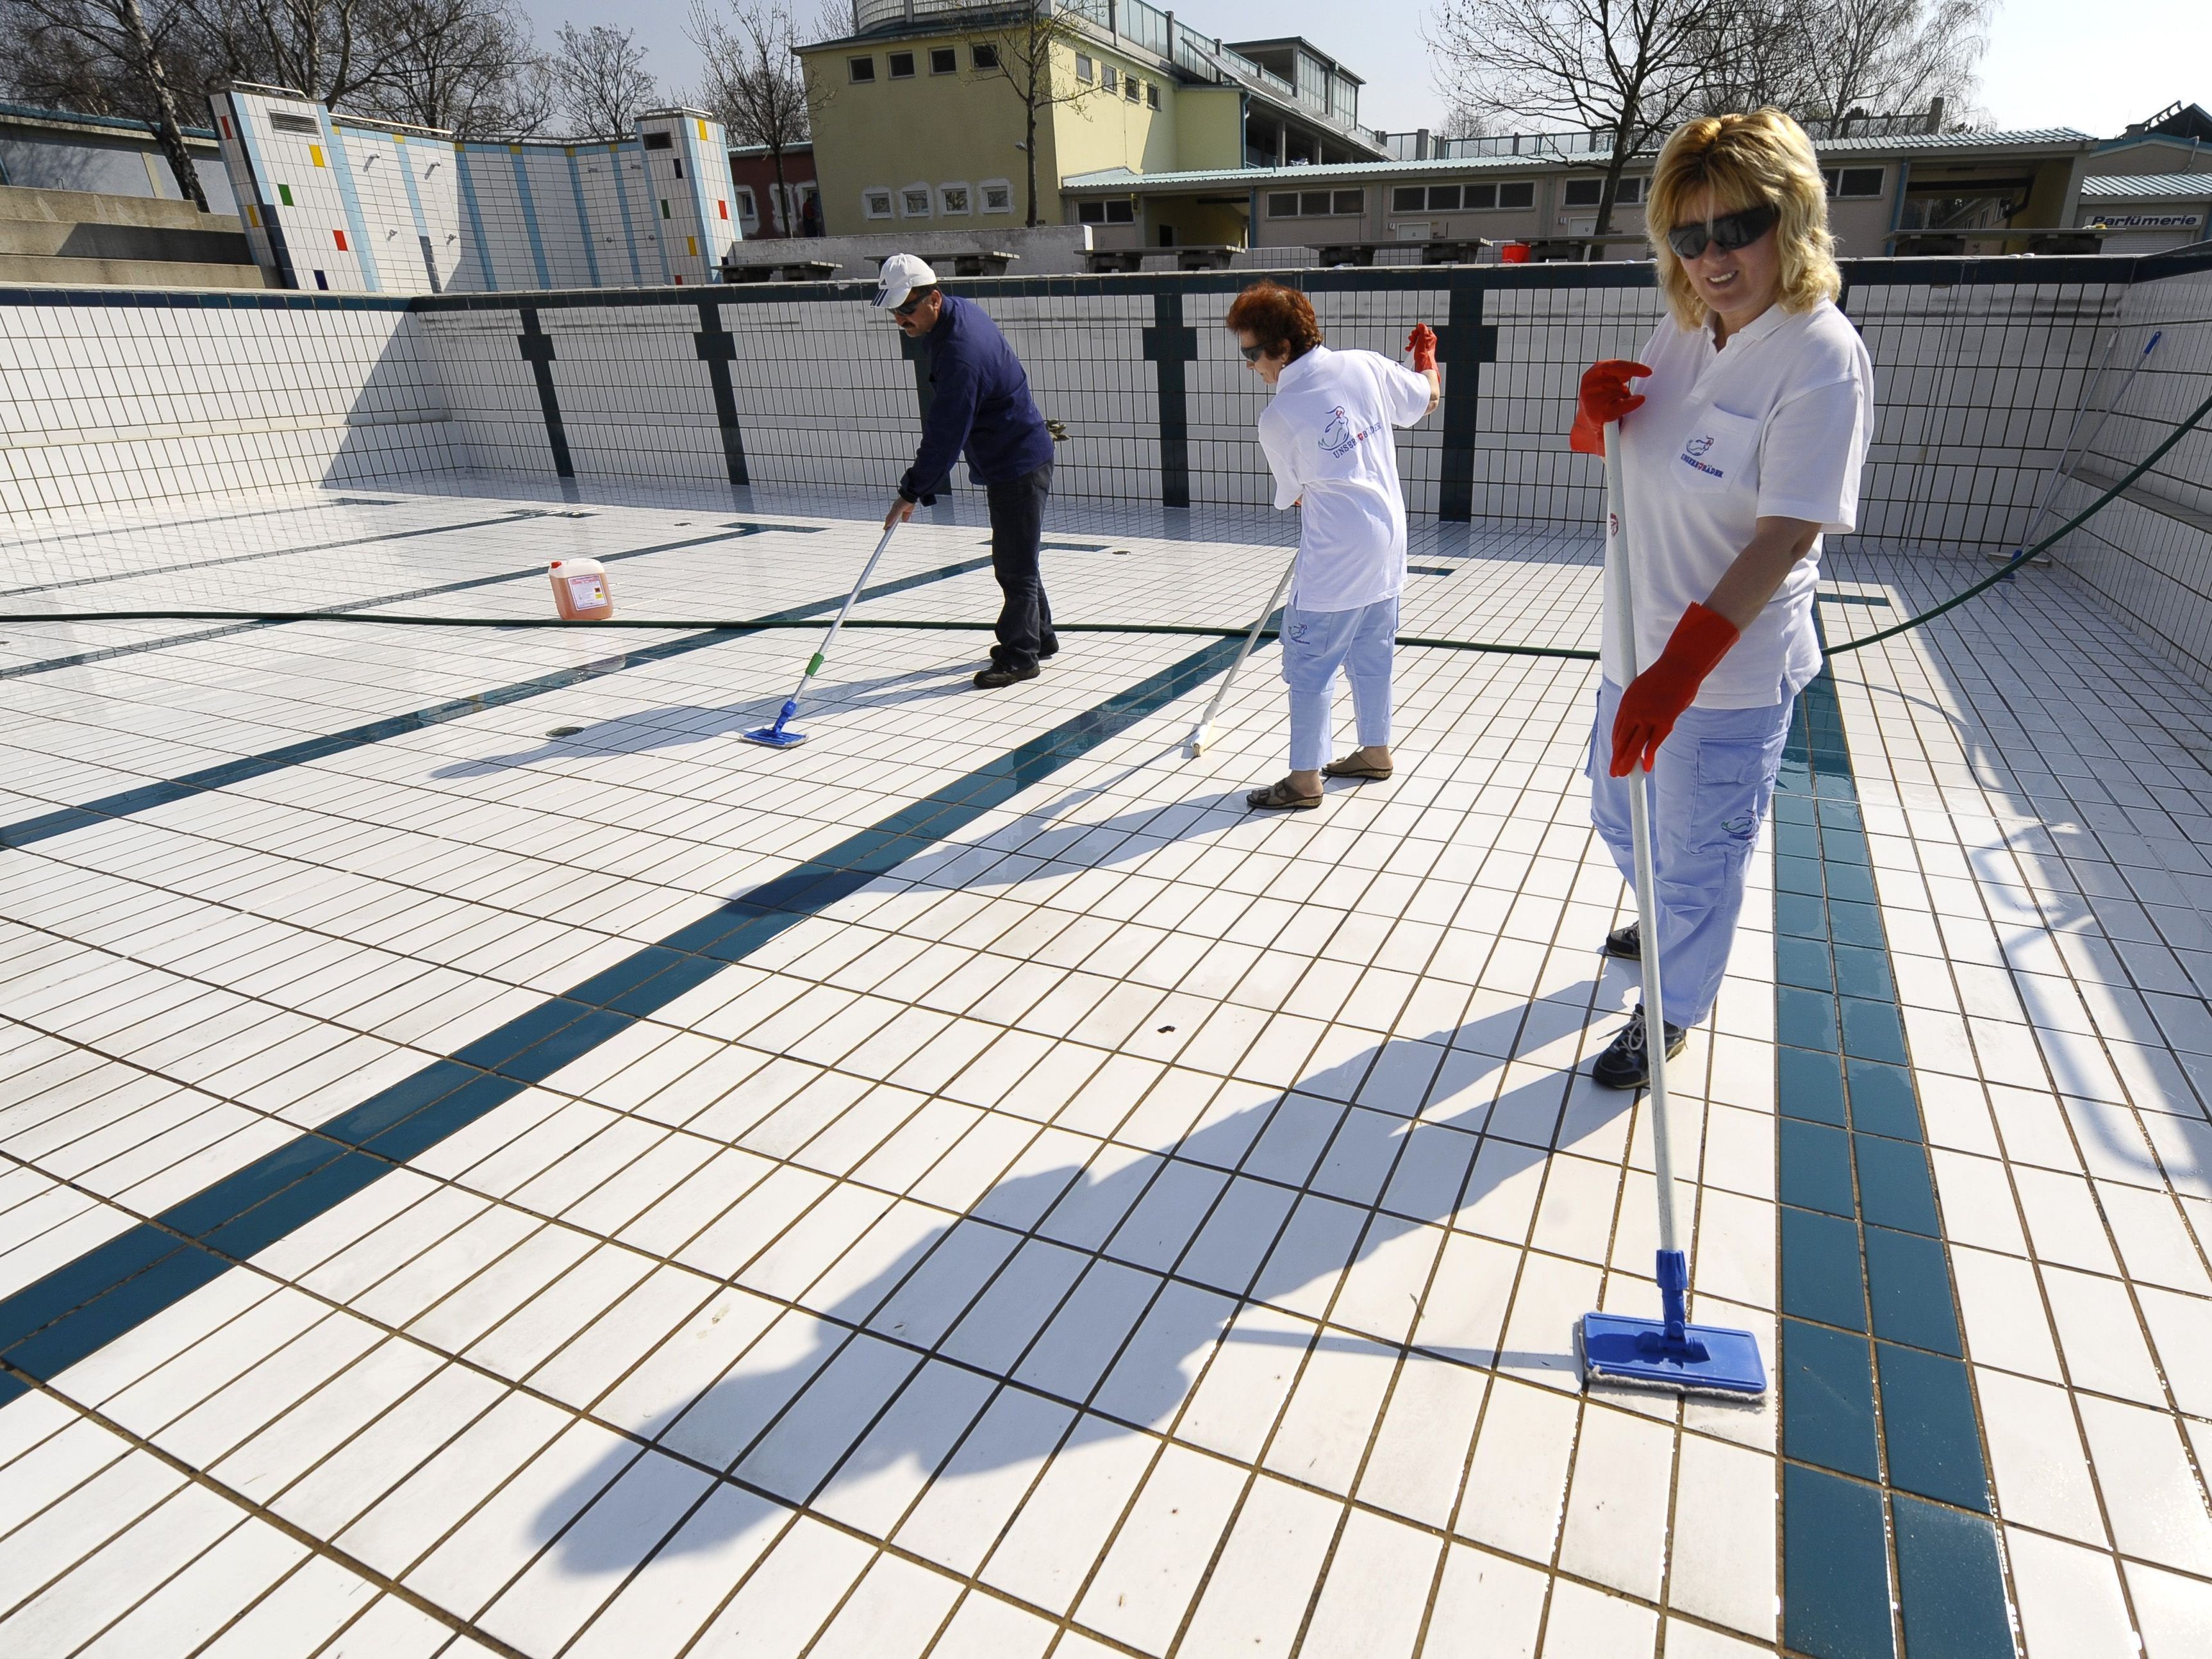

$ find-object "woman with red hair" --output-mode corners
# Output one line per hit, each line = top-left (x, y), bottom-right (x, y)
(1227, 280), (1440, 811)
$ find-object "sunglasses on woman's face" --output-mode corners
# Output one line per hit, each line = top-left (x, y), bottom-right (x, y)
(1665, 203), (1779, 260)
(1240, 343), (1264, 363)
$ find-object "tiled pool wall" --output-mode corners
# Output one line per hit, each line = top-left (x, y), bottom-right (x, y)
(2047, 262), (2212, 688)
(3, 255), (2209, 659)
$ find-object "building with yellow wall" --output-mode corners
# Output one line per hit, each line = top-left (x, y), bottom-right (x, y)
(794, 0), (1382, 242)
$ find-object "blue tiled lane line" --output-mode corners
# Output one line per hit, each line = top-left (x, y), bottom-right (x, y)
(1, 544), (991, 850)
(1775, 650), (2015, 1659)
(0, 631), (1245, 1406)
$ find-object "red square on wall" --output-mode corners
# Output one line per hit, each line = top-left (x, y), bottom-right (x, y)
(219, 116), (233, 139)
(335, 229), (349, 251)
(718, 200), (728, 219)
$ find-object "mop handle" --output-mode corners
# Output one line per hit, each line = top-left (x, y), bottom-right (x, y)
(1195, 546), (1299, 735)
(1602, 421), (1681, 1258)
(784, 521), (900, 705)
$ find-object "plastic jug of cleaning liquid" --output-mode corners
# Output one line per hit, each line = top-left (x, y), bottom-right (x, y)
(549, 558), (614, 621)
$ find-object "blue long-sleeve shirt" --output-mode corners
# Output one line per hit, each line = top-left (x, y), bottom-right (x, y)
(898, 294), (1056, 500)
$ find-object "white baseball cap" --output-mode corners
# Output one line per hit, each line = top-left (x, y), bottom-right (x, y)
(873, 252), (939, 310)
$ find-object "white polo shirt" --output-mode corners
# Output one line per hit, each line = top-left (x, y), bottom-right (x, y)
(1608, 297), (1875, 707)
(1257, 345), (1435, 613)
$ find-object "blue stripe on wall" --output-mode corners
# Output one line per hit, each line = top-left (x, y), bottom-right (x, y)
(509, 148), (553, 288)
(0, 629), (1245, 1406)
(454, 149), (497, 291)
(565, 149), (603, 287)
(317, 112), (381, 292)
(603, 142), (645, 285)
(1774, 644), (2015, 1659)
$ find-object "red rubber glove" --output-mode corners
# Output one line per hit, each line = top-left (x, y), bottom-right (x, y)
(1610, 603), (1741, 775)
(1407, 324), (1438, 372)
(1570, 359), (1652, 456)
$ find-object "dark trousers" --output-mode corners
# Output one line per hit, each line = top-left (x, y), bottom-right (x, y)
(985, 460), (1056, 671)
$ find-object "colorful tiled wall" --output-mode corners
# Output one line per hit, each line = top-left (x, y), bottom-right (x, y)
(211, 87), (740, 297)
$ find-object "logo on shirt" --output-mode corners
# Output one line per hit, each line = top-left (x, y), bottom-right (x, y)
(1320, 406), (1365, 457)
(1679, 431), (1726, 479)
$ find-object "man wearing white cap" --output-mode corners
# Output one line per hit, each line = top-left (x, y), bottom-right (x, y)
(877, 253), (1060, 688)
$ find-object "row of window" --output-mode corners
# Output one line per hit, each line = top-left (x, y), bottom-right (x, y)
(1077, 199), (1136, 224)
(849, 45), (998, 81)
(1389, 181), (1540, 213)
(1074, 54), (1161, 108)
(861, 181), (1016, 219)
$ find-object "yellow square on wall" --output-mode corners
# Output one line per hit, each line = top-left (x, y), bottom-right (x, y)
(309, 144), (325, 168)
(696, 120), (708, 141)
(687, 236), (698, 256)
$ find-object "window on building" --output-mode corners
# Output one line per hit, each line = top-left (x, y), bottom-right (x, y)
(981, 179), (1013, 213)
(643, 131), (673, 149)
(1102, 65), (1117, 92)
(1076, 53), (1094, 81)
(1147, 83), (1160, 110)
(930, 46), (956, 73)
(1126, 76), (1140, 101)
(901, 185), (931, 215)
(1561, 176), (1645, 208)
(1268, 190), (1361, 218)
(1498, 180), (1534, 208)
(672, 157), (685, 179)
(1465, 183), (1497, 209)
(735, 187), (758, 223)
(1427, 184), (1462, 211)
(1077, 199), (1135, 223)
(973, 44), (999, 69)
(1392, 185), (1424, 212)
(1825, 166), (1884, 197)
(940, 183), (971, 214)
(863, 188), (894, 218)
(849, 56), (874, 82)
(888, 51), (915, 77)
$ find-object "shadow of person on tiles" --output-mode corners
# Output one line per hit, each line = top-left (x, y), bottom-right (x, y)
(531, 982), (1636, 1573)
(426, 665), (985, 778)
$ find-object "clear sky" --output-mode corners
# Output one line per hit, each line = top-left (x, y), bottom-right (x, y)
(539, 0), (2209, 142)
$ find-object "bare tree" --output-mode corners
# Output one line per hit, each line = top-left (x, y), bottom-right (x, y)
(2, 0), (215, 203)
(688, 0), (816, 234)
(550, 20), (655, 140)
(360, 0), (549, 137)
(1692, 0), (1990, 124)
(180, 0), (388, 110)
(1428, 0), (1716, 252)
(960, 0), (1104, 228)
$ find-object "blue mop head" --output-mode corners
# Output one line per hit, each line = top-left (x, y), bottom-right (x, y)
(1576, 1250), (1768, 1397)
(741, 701), (808, 748)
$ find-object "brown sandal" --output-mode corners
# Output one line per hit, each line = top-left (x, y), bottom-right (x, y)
(1322, 754), (1392, 781)
(1245, 778), (1322, 812)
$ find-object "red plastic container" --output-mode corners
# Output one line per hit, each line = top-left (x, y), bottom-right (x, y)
(1499, 242), (1532, 264)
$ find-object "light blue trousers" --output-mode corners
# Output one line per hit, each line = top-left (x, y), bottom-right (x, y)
(1281, 598), (1397, 772)
(1588, 679), (1794, 1028)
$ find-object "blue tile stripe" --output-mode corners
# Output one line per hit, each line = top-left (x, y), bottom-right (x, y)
(565, 150), (603, 288)
(0, 537), (985, 851)
(508, 148), (553, 288)
(1775, 649), (2014, 1659)
(603, 142), (645, 285)
(454, 149), (497, 290)
(317, 111), (381, 292)
(0, 629), (1244, 1406)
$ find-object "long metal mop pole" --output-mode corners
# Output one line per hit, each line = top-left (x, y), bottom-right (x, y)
(1603, 422), (1684, 1297)
(1183, 546), (1300, 759)
(743, 521), (901, 747)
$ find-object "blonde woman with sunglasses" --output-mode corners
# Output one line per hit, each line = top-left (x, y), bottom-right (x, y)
(1572, 109), (1875, 1089)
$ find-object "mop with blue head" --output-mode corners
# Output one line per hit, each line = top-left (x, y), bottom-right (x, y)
(1576, 419), (1768, 1399)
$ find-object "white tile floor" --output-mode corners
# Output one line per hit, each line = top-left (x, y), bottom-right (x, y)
(1, 478), (2210, 1657)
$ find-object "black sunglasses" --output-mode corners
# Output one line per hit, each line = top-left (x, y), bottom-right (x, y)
(892, 291), (930, 317)
(1665, 203), (1778, 260)
(1240, 343), (1264, 363)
